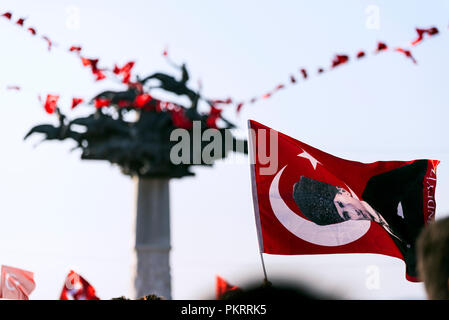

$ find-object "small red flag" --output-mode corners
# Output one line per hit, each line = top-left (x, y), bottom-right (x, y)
(93, 69), (106, 81)
(275, 84), (285, 91)
(1, 12), (12, 20)
(81, 58), (106, 81)
(331, 55), (349, 68)
(356, 51), (366, 59)
(236, 102), (244, 113)
(59, 270), (100, 300)
(81, 57), (95, 67)
(16, 18), (25, 26)
(395, 48), (417, 64)
(411, 27), (439, 46)
(71, 97), (84, 109)
(206, 106), (222, 129)
(43, 94), (59, 114)
(41, 35), (53, 51)
(27, 27), (36, 35)
(170, 106), (193, 129)
(216, 275), (240, 299)
(262, 92), (271, 99)
(134, 93), (152, 108)
(94, 98), (110, 108)
(69, 46), (82, 53)
(376, 42), (388, 52)
(0, 265), (36, 300)
(248, 120), (439, 282)
(113, 61), (135, 83)
(290, 75), (297, 83)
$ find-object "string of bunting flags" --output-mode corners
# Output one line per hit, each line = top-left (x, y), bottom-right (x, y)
(1, 10), (445, 120)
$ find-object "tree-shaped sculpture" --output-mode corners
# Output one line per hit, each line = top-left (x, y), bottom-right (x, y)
(25, 61), (247, 299)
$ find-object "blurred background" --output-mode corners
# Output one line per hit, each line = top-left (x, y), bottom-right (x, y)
(1, 0), (448, 299)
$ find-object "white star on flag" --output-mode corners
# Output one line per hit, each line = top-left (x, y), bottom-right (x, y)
(298, 150), (321, 170)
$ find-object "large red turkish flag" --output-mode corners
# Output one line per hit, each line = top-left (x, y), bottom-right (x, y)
(248, 120), (439, 281)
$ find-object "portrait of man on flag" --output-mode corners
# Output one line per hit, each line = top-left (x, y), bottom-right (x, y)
(292, 159), (431, 277)
(292, 176), (398, 238)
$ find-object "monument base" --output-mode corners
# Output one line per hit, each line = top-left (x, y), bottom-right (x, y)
(131, 177), (171, 299)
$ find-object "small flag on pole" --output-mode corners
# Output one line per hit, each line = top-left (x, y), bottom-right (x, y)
(0, 265), (36, 300)
(216, 275), (240, 300)
(59, 270), (100, 300)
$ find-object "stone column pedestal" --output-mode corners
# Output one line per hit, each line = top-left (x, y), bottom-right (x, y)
(131, 177), (171, 299)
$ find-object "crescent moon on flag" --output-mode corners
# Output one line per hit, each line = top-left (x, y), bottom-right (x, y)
(5, 273), (17, 291)
(269, 165), (370, 246)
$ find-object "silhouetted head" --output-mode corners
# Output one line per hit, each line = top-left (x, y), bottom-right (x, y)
(417, 216), (449, 299)
(221, 281), (334, 301)
(138, 294), (164, 300)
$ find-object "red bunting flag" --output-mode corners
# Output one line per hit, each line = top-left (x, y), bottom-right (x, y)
(411, 27), (439, 46)
(331, 55), (349, 68)
(1, 12), (12, 20)
(27, 27), (36, 35)
(81, 57), (95, 67)
(216, 275), (240, 299)
(59, 270), (100, 300)
(170, 106), (193, 129)
(275, 84), (285, 91)
(395, 48), (417, 64)
(94, 98), (110, 108)
(248, 120), (439, 282)
(134, 93), (152, 108)
(43, 94), (59, 114)
(16, 18), (25, 26)
(0, 265), (36, 300)
(262, 92), (271, 99)
(69, 46), (82, 53)
(236, 102), (244, 113)
(356, 51), (366, 59)
(41, 35), (52, 51)
(81, 57), (106, 81)
(71, 97), (84, 109)
(93, 69), (106, 81)
(290, 75), (297, 83)
(376, 42), (388, 52)
(206, 106), (222, 129)
(113, 61), (135, 83)
(300, 68), (308, 79)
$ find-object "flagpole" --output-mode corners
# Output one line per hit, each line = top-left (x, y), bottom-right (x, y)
(259, 252), (269, 283)
(248, 120), (271, 287)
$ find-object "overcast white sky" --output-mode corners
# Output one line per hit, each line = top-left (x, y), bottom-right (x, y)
(1, 0), (449, 299)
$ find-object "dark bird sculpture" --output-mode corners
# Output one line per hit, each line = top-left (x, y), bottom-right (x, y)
(138, 63), (200, 109)
(24, 108), (81, 143)
(25, 62), (247, 178)
(91, 87), (141, 105)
